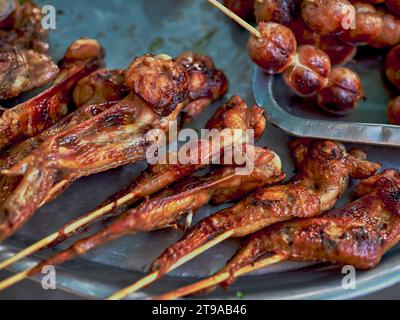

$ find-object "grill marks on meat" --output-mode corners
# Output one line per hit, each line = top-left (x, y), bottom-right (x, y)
(0, 53), (228, 242)
(216, 169), (400, 290)
(20, 96), (267, 269)
(125, 54), (189, 117)
(177, 52), (228, 124)
(27, 145), (283, 276)
(0, 38), (104, 150)
(0, 49), (58, 100)
(0, 1), (57, 99)
(150, 139), (380, 275)
(91, 96), (266, 220)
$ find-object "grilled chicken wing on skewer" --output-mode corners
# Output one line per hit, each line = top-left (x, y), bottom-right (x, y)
(0, 49), (58, 100)
(177, 52), (228, 125)
(0, 0), (48, 51)
(0, 69), (128, 205)
(148, 140), (380, 278)
(159, 169), (400, 299)
(94, 95), (264, 220)
(102, 139), (381, 299)
(15, 146), (283, 287)
(0, 53), (227, 242)
(0, 38), (104, 150)
(0, 96), (262, 271)
(72, 69), (129, 108)
(0, 0), (57, 99)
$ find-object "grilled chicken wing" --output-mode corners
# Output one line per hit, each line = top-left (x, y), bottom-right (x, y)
(215, 169), (400, 290)
(27, 145), (284, 275)
(94, 95), (265, 219)
(0, 38), (104, 150)
(150, 139), (381, 275)
(0, 68), (129, 205)
(0, 53), (227, 241)
(72, 69), (129, 108)
(177, 52), (228, 124)
(0, 1), (57, 99)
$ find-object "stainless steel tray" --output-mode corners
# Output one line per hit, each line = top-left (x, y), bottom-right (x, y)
(253, 53), (400, 146)
(0, 0), (399, 300)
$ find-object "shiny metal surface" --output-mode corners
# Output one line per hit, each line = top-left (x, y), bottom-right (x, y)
(0, 0), (399, 300)
(253, 53), (400, 147)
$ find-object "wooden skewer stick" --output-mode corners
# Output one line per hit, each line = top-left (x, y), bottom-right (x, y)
(0, 267), (33, 291)
(207, 0), (261, 38)
(0, 192), (135, 271)
(154, 254), (286, 300)
(106, 230), (235, 300)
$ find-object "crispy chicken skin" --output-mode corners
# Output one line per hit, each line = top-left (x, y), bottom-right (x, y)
(125, 54), (189, 117)
(150, 139), (380, 275)
(177, 52), (228, 124)
(0, 1), (48, 51)
(215, 169), (400, 290)
(0, 1), (57, 99)
(223, 0), (255, 19)
(0, 53), (227, 242)
(0, 49), (59, 100)
(72, 69), (129, 108)
(0, 38), (104, 150)
(0, 67), (127, 204)
(92, 95), (266, 220)
(21, 95), (268, 267)
(27, 145), (283, 276)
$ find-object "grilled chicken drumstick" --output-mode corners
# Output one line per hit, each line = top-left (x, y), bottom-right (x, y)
(0, 38), (104, 150)
(157, 169), (400, 299)
(0, 96), (265, 277)
(0, 53), (227, 242)
(106, 139), (380, 299)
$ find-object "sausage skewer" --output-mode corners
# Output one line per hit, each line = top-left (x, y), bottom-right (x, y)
(0, 96), (259, 271)
(106, 139), (380, 300)
(156, 169), (400, 299)
(209, 0), (364, 115)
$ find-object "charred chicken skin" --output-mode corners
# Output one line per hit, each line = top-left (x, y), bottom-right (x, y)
(0, 38), (104, 150)
(213, 169), (400, 290)
(92, 95), (265, 220)
(177, 52), (228, 124)
(0, 53), (227, 241)
(0, 95), (265, 265)
(150, 139), (381, 276)
(0, 69), (128, 205)
(27, 145), (284, 276)
(17, 95), (269, 267)
(0, 1), (58, 99)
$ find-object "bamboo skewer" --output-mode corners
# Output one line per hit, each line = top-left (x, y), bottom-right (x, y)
(154, 254), (286, 300)
(0, 267), (33, 291)
(0, 192), (136, 271)
(106, 230), (235, 300)
(0, 1), (261, 296)
(207, 0), (261, 38)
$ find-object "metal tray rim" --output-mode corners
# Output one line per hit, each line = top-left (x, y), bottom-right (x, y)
(253, 67), (400, 147)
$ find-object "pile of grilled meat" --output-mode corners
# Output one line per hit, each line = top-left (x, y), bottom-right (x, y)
(0, 0), (398, 300)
